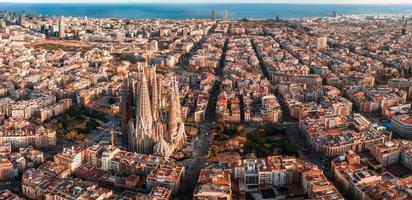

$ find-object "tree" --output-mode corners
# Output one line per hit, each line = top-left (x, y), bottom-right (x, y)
(236, 125), (245, 134)
(84, 119), (99, 133)
(60, 115), (69, 128)
(108, 97), (116, 105)
(67, 130), (78, 141)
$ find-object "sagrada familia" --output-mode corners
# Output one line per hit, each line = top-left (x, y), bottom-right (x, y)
(120, 65), (186, 158)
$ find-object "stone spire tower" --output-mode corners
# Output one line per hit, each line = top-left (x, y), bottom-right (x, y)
(172, 78), (187, 150)
(125, 70), (187, 156)
(166, 78), (186, 150)
(149, 65), (163, 142)
(59, 16), (65, 39)
(132, 72), (154, 154)
(157, 75), (163, 112)
(149, 65), (159, 122)
(173, 78), (182, 122)
(120, 76), (132, 144)
(167, 78), (179, 144)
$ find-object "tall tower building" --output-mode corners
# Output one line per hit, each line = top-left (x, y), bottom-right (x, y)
(148, 65), (163, 142)
(401, 15), (408, 36)
(223, 10), (228, 21)
(120, 76), (132, 143)
(131, 72), (154, 154)
(59, 16), (65, 39)
(165, 79), (178, 143)
(211, 10), (216, 21)
(149, 66), (158, 123)
(0, 20), (6, 29)
(122, 67), (186, 157)
(18, 14), (26, 27)
(167, 80), (179, 144)
(166, 78), (186, 150)
(182, 27), (189, 37)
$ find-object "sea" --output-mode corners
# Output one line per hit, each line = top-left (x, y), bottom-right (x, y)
(1, 3), (412, 20)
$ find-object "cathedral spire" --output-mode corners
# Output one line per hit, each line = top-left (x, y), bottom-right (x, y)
(132, 72), (154, 154)
(157, 75), (163, 113)
(150, 65), (163, 142)
(173, 77), (182, 122)
(166, 77), (186, 149)
(167, 79), (179, 144)
(150, 65), (159, 122)
(120, 76), (132, 144)
(172, 77), (186, 149)
(135, 72), (152, 129)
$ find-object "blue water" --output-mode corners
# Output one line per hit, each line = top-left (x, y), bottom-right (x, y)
(1, 3), (412, 19)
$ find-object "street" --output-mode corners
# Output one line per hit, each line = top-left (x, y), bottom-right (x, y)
(175, 37), (228, 200)
(252, 33), (333, 179)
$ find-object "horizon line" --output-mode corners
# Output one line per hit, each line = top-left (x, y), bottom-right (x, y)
(2, 2), (412, 5)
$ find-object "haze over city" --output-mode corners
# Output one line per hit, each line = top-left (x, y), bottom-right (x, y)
(1, 1), (412, 200)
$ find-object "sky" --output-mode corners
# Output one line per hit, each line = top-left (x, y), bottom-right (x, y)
(2, 0), (412, 4)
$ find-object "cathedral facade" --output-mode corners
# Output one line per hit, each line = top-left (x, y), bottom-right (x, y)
(120, 65), (187, 158)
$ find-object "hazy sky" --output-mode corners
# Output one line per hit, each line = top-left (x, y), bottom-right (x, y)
(3, 0), (412, 4)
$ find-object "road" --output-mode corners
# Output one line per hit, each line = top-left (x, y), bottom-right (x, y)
(283, 124), (332, 177)
(176, 23), (218, 70)
(251, 35), (333, 178)
(177, 34), (332, 200)
(176, 37), (228, 200)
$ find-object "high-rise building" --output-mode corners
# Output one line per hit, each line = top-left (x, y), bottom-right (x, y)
(401, 15), (408, 36)
(223, 10), (228, 21)
(182, 27), (189, 37)
(18, 14), (25, 27)
(0, 20), (6, 29)
(59, 16), (65, 39)
(211, 10), (216, 21)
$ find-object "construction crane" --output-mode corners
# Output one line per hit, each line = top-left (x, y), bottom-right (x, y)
(97, 122), (122, 147)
